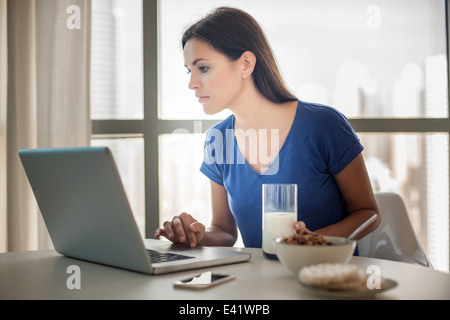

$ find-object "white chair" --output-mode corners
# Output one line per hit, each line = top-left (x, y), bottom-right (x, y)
(358, 192), (432, 268)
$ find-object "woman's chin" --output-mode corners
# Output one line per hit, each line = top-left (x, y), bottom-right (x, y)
(202, 104), (224, 116)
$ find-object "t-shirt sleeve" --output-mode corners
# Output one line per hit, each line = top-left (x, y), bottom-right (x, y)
(199, 128), (225, 186)
(200, 162), (224, 186)
(316, 107), (364, 175)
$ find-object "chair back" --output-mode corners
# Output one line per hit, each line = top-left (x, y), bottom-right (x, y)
(358, 192), (432, 267)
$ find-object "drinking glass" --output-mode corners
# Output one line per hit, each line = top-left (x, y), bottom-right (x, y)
(262, 184), (297, 259)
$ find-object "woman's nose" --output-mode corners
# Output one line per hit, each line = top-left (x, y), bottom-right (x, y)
(188, 74), (199, 90)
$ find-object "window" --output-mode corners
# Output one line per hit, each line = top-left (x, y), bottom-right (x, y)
(158, 0), (447, 119)
(154, 0), (449, 272)
(92, 0), (450, 272)
(91, 0), (145, 233)
(359, 132), (449, 270)
(91, 0), (143, 120)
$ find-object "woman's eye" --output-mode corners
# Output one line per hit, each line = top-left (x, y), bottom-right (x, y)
(186, 69), (192, 75)
(199, 66), (209, 73)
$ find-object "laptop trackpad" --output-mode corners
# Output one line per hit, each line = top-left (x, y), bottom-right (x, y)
(143, 239), (242, 260)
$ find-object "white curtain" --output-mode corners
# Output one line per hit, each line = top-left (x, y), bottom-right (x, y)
(0, 0), (91, 252)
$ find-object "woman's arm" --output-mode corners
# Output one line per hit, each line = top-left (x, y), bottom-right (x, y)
(199, 180), (238, 246)
(314, 153), (381, 240)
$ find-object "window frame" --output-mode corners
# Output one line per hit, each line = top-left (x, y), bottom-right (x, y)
(91, 0), (450, 265)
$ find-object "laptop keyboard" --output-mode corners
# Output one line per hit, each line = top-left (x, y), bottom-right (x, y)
(146, 249), (195, 263)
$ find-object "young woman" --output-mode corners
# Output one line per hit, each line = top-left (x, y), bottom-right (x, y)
(155, 7), (380, 249)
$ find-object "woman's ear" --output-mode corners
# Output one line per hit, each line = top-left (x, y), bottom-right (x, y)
(240, 51), (256, 77)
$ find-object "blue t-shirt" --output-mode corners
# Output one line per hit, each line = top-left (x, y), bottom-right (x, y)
(200, 100), (364, 248)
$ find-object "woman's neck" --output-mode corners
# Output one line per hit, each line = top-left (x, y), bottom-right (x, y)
(232, 94), (297, 132)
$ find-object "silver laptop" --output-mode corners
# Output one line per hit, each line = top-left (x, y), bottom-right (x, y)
(19, 147), (250, 275)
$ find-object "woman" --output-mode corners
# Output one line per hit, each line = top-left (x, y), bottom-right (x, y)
(155, 7), (380, 249)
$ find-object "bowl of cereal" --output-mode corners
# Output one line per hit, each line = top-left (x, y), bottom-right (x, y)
(274, 232), (356, 275)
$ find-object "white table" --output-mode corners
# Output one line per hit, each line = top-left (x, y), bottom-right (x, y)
(1, 246), (449, 300)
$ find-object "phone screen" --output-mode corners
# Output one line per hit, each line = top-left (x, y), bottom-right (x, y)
(180, 273), (229, 284)
(174, 272), (235, 289)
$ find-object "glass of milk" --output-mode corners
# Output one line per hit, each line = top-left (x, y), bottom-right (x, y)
(262, 184), (297, 259)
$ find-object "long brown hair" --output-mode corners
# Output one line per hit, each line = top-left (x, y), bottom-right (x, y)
(182, 7), (298, 104)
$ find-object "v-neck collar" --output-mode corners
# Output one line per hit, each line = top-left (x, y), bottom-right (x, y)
(232, 102), (299, 177)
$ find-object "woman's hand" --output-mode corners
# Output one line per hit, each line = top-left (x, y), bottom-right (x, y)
(294, 221), (317, 235)
(154, 212), (206, 247)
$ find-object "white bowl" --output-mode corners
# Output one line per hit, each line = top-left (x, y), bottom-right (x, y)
(274, 236), (356, 275)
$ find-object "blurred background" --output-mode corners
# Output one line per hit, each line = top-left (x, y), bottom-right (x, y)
(89, 0), (449, 272)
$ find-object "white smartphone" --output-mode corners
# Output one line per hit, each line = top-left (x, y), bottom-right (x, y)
(174, 272), (235, 290)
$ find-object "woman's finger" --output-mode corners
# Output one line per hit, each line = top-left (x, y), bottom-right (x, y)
(294, 221), (306, 231)
(164, 220), (178, 240)
(179, 213), (198, 247)
(172, 216), (187, 243)
(189, 221), (206, 245)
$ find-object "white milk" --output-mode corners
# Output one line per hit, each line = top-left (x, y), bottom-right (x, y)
(262, 211), (296, 254)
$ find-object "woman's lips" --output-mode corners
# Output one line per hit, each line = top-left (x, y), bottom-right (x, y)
(197, 96), (209, 103)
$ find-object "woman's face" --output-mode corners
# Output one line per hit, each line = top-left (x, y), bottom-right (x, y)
(183, 38), (244, 115)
